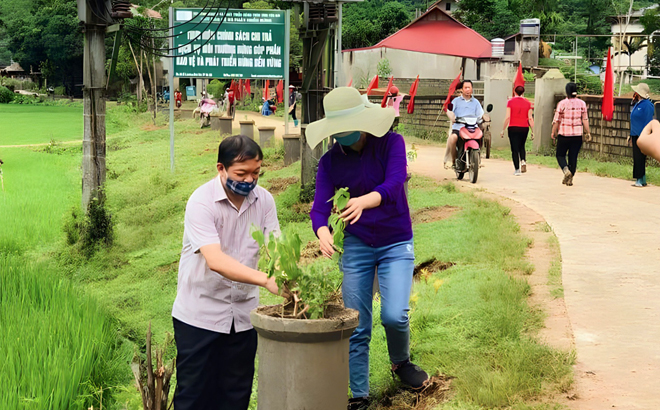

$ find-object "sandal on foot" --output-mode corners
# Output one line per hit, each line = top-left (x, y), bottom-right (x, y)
(348, 397), (370, 410)
(562, 167), (572, 185)
(392, 360), (429, 390)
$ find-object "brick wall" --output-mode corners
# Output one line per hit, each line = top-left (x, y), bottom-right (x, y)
(554, 95), (636, 159)
(374, 77), (484, 97)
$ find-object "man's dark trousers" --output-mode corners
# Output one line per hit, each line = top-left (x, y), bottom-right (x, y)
(173, 318), (257, 410)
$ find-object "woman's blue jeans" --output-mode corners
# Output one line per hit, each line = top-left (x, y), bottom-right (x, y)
(341, 234), (415, 398)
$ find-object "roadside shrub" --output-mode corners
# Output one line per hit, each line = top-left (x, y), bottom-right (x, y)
(63, 193), (114, 257)
(0, 86), (14, 103)
(0, 77), (37, 91)
(9, 94), (41, 105)
(206, 79), (226, 98)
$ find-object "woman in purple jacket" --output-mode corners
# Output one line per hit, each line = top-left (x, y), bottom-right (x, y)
(306, 87), (429, 410)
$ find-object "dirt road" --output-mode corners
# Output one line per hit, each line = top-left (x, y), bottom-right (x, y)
(408, 143), (660, 410)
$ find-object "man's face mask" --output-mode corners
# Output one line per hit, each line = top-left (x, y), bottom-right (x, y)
(220, 171), (257, 197)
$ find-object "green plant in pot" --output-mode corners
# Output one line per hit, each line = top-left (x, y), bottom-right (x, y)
(251, 188), (349, 319)
(249, 188), (359, 410)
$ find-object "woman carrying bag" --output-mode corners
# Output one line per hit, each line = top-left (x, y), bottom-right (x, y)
(307, 87), (429, 410)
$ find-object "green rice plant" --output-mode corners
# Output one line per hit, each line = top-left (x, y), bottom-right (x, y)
(0, 104), (129, 146)
(0, 148), (79, 254)
(0, 255), (123, 409)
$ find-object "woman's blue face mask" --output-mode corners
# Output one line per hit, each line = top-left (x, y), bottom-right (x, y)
(334, 131), (361, 146)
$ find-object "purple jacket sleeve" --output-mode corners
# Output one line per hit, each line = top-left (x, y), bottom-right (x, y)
(373, 133), (407, 205)
(310, 156), (334, 235)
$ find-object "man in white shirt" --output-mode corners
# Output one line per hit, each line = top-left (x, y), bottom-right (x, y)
(446, 80), (484, 168)
(172, 135), (280, 410)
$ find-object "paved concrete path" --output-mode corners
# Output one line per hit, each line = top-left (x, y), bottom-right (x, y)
(408, 144), (660, 410)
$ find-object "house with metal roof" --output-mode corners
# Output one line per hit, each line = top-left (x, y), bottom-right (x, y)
(340, 2), (504, 84)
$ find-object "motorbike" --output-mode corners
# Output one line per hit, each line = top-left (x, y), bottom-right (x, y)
(454, 116), (484, 183)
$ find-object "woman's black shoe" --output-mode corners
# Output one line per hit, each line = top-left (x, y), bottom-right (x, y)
(391, 359), (429, 390)
(347, 397), (370, 410)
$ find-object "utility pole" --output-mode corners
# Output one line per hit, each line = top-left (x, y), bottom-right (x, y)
(295, 0), (342, 198)
(77, 0), (109, 210)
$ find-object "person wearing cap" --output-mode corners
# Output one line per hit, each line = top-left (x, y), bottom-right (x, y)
(307, 87), (429, 410)
(288, 84), (299, 127)
(628, 83), (654, 187)
(500, 85), (534, 175)
(550, 82), (592, 186)
(386, 85), (405, 130)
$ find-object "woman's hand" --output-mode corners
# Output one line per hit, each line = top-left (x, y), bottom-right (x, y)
(317, 226), (335, 258)
(585, 132), (592, 142)
(339, 192), (381, 225)
(627, 136), (632, 147)
(530, 131), (535, 140)
(500, 130), (505, 138)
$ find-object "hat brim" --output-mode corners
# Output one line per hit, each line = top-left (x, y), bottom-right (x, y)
(306, 105), (396, 149)
(631, 85), (650, 98)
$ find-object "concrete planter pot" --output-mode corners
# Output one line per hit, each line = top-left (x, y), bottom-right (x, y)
(250, 306), (359, 410)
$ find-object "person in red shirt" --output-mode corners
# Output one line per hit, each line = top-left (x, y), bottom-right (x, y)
(501, 86), (534, 175)
(174, 89), (182, 109)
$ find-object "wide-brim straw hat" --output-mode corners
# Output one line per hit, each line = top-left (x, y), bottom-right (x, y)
(632, 83), (650, 99)
(306, 87), (395, 149)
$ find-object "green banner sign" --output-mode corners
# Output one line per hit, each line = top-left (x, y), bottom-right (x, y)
(173, 8), (286, 79)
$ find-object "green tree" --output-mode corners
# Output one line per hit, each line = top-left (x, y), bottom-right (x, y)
(342, 0), (411, 49)
(0, 0), (82, 92)
(454, 0), (522, 39)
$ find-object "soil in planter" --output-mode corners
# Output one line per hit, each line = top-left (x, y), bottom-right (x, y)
(411, 205), (461, 224)
(257, 294), (352, 322)
(266, 176), (299, 194)
(413, 258), (454, 281)
(370, 375), (452, 409)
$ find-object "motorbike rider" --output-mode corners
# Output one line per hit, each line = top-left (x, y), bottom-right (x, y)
(445, 80), (484, 169)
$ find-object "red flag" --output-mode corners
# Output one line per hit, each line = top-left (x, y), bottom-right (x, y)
(245, 80), (251, 96)
(381, 76), (394, 108)
(238, 79), (244, 100)
(366, 75), (379, 95)
(276, 80), (284, 103)
(602, 48), (614, 121)
(407, 75), (420, 114)
(442, 70), (462, 112)
(513, 63), (525, 96)
(263, 80), (270, 100)
(230, 80), (239, 100)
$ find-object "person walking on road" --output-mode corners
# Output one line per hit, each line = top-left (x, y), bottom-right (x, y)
(288, 84), (300, 127)
(307, 87), (429, 410)
(501, 86), (534, 175)
(628, 83), (654, 187)
(550, 82), (592, 186)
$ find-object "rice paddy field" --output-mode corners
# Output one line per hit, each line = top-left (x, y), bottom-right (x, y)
(0, 104), (573, 409)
